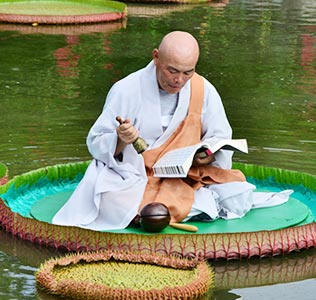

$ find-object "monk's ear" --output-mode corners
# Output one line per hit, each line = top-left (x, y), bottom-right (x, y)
(152, 49), (159, 64)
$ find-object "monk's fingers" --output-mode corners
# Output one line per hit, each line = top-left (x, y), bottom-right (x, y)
(124, 134), (139, 144)
(117, 126), (138, 144)
(117, 122), (133, 135)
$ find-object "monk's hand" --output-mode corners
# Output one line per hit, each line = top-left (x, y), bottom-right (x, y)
(192, 153), (216, 167)
(116, 116), (138, 145)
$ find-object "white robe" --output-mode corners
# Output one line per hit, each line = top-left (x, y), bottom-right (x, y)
(53, 61), (292, 230)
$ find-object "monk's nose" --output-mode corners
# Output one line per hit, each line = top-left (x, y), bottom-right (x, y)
(174, 75), (184, 84)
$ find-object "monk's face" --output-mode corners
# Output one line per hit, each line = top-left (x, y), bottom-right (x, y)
(153, 31), (199, 94)
(153, 48), (197, 94)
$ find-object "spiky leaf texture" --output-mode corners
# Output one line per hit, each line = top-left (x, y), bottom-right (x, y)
(36, 251), (214, 300)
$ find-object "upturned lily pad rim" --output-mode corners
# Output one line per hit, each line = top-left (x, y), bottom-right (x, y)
(1, 161), (316, 259)
(124, 0), (212, 3)
(0, 162), (8, 186)
(1, 160), (314, 193)
(0, 0), (127, 24)
(0, 162), (7, 178)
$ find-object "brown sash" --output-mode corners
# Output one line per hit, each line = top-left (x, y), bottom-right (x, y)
(139, 73), (245, 222)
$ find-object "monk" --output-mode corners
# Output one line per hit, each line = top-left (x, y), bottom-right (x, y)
(53, 31), (291, 230)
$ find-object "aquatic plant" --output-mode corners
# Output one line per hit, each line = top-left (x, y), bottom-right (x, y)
(0, 161), (316, 259)
(0, 162), (8, 186)
(36, 251), (214, 299)
(0, 0), (127, 24)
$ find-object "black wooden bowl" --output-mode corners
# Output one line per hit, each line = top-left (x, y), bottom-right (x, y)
(139, 203), (171, 233)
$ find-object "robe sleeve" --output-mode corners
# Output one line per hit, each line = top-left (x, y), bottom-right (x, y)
(86, 74), (142, 166)
(201, 79), (233, 169)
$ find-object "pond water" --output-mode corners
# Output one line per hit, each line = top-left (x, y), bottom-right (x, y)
(0, 0), (316, 299)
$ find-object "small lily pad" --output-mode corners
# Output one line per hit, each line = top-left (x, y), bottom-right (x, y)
(36, 251), (214, 299)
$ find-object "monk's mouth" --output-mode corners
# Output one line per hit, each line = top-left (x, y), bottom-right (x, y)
(169, 84), (182, 89)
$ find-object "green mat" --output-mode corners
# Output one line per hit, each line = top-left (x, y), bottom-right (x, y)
(30, 189), (313, 234)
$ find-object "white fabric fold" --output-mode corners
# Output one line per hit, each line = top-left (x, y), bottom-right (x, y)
(252, 189), (294, 208)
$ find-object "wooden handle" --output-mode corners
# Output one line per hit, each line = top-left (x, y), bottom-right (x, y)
(169, 223), (198, 232)
(116, 116), (124, 125)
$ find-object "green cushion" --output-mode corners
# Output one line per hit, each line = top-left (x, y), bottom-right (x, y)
(30, 189), (312, 234)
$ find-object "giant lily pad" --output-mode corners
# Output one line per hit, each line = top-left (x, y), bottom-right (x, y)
(0, 161), (316, 259)
(0, 0), (126, 24)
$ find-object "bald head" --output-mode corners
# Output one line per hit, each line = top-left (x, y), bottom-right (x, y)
(158, 31), (200, 64)
(153, 31), (200, 94)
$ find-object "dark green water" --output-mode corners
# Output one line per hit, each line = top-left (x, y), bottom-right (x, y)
(0, 0), (316, 299)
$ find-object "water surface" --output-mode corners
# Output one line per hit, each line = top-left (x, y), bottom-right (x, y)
(0, 0), (316, 299)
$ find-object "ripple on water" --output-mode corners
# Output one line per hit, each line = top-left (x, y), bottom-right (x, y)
(0, 252), (37, 300)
